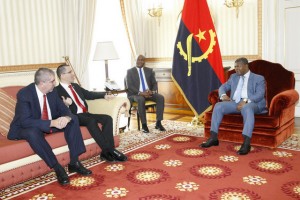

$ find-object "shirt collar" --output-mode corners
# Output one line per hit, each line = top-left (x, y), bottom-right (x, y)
(35, 84), (44, 98)
(243, 71), (250, 79)
(60, 82), (70, 90)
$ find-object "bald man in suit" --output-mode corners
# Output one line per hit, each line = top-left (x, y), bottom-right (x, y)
(125, 55), (166, 133)
(56, 64), (127, 163)
(200, 57), (267, 155)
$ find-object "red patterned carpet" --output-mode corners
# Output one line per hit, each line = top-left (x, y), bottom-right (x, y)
(1, 121), (300, 200)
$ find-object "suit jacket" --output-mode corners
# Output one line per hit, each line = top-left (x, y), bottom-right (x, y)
(8, 83), (73, 140)
(219, 71), (267, 112)
(56, 83), (105, 114)
(126, 67), (158, 97)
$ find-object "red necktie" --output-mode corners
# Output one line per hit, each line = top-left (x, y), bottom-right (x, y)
(68, 85), (87, 113)
(42, 94), (49, 120)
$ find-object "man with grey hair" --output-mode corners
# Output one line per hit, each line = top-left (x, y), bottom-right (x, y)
(200, 58), (267, 155)
(8, 68), (91, 186)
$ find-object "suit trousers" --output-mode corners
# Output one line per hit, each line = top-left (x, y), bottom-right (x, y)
(77, 112), (114, 153)
(129, 93), (164, 124)
(18, 116), (86, 168)
(211, 101), (259, 138)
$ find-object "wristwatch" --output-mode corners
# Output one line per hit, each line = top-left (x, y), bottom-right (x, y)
(243, 98), (248, 103)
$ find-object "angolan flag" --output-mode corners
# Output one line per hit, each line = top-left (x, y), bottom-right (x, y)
(172, 0), (225, 116)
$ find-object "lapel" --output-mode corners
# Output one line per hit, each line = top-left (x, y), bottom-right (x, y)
(30, 84), (42, 118)
(59, 84), (71, 98)
(232, 74), (240, 94)
(247, 72), (254, 92)
(133, 68), (140, 88)
(72, 83), (85, 102)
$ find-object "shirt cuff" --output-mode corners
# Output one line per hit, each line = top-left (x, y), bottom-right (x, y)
(220, 94), (226, 100)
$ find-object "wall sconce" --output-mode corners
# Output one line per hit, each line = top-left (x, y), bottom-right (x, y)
(224, 0), (244, 18)
(148, 4), (163, 25)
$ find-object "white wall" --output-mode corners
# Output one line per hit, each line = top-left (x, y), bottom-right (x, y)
(262, 0), (300, 116)
(87, 0), (131, 91)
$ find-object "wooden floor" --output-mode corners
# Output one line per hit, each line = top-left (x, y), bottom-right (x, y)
(126, 107), (300, 134)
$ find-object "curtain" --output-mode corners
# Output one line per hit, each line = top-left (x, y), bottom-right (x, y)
(62, 0), (97, 86)
(121, 0), (147, 65)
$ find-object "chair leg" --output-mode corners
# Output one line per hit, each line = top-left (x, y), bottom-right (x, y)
(127, 116), (131, 130)
(127, 108), (132, 130)
(137, 112), (140, 130)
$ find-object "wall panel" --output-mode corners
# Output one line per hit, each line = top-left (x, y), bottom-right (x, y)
(0, 0), (65, 66)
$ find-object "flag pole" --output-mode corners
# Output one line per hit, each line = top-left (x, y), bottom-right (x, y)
(62, 56), (81, 86)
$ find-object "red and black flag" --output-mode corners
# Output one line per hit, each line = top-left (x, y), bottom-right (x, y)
(172, 0), (225, 116)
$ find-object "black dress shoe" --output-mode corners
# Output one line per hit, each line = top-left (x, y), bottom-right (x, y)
(110, 149), (127, 162)
(237, 143), (251, 155)
(55, 167), (70, 185)
(68, 161), (92, 176)
(100, 152), (116, 162)
(155, 123), (166, 131)
(200, 138), (219, 148)
(141, 124), (150, 133)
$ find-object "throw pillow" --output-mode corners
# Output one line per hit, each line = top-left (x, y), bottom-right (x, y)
(0, 89), (16, 137)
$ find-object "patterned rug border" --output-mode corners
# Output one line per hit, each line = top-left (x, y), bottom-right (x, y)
(1, 120), (299, 199)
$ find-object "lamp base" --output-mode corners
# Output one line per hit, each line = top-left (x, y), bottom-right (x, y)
(104, 80), (120, 91)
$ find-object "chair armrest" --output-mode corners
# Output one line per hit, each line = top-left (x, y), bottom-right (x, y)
(269, 89), (299, 116)
(208, 89), (220, 106)
(86, 97), (131, 136)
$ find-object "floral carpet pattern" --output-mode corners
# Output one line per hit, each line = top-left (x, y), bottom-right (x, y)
(1, 120), (300, 200)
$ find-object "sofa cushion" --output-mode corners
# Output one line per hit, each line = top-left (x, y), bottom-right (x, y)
(0, 89), (16, 137)
(0, 126), (93, 165)
(205, 111), (279, 129)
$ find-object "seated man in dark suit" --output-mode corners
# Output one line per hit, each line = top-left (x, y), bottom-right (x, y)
(8, 68), (91, 186)
(125, 54), (166, 133)
(56, 64), (127, 163)
(200, 57), (267, 155)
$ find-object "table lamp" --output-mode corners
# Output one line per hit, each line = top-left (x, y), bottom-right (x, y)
(93, 41), (119, 82)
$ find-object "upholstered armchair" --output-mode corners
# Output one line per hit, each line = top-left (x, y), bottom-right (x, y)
(204, 60), (299, 148)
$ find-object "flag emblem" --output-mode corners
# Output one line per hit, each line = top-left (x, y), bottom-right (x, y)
(177, 29), (217, 76)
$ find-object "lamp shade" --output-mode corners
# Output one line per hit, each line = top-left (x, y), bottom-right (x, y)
(93, 41), (119, 61)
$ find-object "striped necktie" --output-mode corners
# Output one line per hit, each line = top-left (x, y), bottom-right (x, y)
(41, 94), (49, 120)
(68, 85), (87, 113)
(234, 76), (245, 103)
(139, 68), (146, 92)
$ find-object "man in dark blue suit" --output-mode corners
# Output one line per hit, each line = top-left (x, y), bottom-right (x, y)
(200, 58), (267, 155)
(8, 68), (91, 185)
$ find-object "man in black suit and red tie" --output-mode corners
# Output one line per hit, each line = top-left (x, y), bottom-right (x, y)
(8, 68), (91, 186)
(56, 64), (127, 163)
(125, 54), (166, 133)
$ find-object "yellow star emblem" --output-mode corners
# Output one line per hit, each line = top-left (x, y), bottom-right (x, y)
(195, 29), (206, 42)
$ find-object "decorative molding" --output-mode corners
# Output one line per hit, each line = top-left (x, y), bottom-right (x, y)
(145, 57), (172, 62)
(0, 63), (65, 73)
(145, 0), (262, 62)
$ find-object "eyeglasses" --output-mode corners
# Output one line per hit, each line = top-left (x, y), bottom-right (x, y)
(48, 79), (55, 83)
(63, 70), (73, 74)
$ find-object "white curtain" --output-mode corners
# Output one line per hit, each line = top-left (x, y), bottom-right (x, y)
(62, 0), (97, 86)
(122, 0), (147, 64)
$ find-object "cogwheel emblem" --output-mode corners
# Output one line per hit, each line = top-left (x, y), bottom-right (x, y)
(177, 29), (216, 76)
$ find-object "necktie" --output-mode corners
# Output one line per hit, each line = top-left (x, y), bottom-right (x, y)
(42, 95), (49, 120)
(139, 68), (146, 92)
(68, 85), (87, 113)
(234, 76), (245, 103)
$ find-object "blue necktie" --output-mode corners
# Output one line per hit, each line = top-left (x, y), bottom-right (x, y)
(139, 68), (146, 92)
(234, 76), (245, 103)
